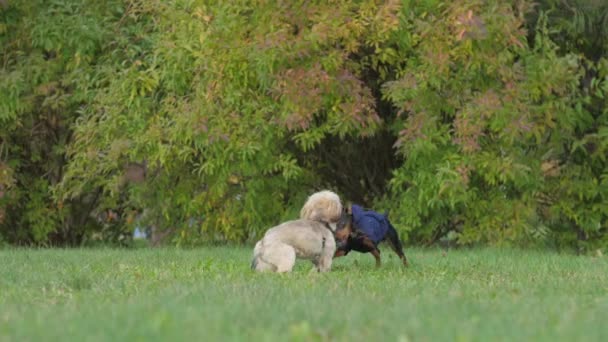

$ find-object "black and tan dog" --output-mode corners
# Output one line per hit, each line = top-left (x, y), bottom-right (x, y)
(334, 204), (408, 267)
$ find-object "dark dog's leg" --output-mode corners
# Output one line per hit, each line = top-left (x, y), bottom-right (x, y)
(334, 249), (347, 258)
(386, 224), (408, 267)
(358, 237), (381, 267)
(370, 248), (381, 268)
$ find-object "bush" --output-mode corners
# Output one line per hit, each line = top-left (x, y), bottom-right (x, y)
(1, 0), (606, 251)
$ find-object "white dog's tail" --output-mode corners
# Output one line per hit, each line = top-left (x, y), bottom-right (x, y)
(251, 240), (264, 270)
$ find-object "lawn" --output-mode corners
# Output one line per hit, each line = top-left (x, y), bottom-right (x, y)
(0, 247), (607, 341)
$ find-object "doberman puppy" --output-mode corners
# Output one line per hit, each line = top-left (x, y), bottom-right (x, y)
(334, 204), (408, 267)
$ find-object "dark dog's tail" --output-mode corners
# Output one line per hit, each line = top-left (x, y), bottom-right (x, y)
(250, 256), (258, 270)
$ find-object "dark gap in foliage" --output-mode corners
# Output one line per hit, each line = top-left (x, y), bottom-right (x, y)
(296, 48), (402, 207)
(526, 0), (608, 61)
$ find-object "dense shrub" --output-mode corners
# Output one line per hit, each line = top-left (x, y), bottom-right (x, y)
(384, 0), (608, 251)
(1, 0), (606, 250)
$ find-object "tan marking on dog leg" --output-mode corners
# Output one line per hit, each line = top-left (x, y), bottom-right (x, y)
(371, 249), (381, 268)
(385, 228), (409, 267)
(334, 250), (346, 258)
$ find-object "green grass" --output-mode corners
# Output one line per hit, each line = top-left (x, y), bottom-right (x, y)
(0, 247), (607, 341)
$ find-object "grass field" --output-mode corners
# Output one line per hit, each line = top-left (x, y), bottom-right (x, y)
(0, 247), (607, 341)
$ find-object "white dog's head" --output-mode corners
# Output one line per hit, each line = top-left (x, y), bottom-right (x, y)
(299, 190), (343, 224)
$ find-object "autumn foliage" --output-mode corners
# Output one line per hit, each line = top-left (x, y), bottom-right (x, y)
(1, 0), (607, 251)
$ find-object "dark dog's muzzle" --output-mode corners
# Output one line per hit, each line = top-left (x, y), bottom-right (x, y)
(335, 237), (348, 249)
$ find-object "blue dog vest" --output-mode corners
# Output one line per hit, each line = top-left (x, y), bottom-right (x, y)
(351, 204), (390, 244)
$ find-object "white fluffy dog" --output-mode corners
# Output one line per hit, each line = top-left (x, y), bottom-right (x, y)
(251, 190), (344, 273)
(251, 219), (336, 272)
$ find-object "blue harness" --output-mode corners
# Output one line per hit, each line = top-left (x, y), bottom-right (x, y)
(351, 204), (391, 245)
